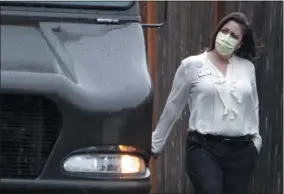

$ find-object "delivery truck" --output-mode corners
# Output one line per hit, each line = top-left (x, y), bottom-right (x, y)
(0, 1), (166, 193)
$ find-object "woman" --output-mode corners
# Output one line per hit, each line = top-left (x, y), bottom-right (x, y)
(151, 12), (262, 194)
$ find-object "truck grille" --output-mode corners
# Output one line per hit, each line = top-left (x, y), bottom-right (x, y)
(0, 94), (61, 179)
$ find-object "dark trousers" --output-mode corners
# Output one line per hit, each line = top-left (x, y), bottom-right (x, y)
(186, 132), (258, 194)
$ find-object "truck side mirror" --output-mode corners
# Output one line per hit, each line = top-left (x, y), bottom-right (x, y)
(141, 1), (168, 28)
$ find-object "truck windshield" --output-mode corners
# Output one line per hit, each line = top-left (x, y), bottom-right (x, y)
(4, 1), (134, 10)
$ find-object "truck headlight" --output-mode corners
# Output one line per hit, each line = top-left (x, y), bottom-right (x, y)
(62, 154), (146, 174)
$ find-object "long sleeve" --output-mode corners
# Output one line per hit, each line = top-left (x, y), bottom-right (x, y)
(151, 60), (193, 154)
(251, 65), (262, 153)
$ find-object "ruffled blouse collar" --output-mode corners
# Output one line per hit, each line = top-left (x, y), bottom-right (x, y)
(203, 51), (241, 121)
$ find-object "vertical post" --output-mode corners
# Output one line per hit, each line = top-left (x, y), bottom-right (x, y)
(146, 1), (157, 80)
(139, 1), (158, 193)
(145, 1), (157, 193)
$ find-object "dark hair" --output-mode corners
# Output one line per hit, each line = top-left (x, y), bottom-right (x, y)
(207, 12), (259, 61)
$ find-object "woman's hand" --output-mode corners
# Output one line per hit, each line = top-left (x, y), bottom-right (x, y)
(145, 149), (160, 165)
(150, 150), (160, 160)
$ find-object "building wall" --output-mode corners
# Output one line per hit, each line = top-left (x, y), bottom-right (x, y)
(151, 1), (283, 193)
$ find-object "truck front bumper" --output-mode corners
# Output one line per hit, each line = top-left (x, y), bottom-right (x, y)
(1, 178), (151, 194)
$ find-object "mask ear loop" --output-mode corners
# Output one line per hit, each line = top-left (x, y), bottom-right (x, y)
(234, 42), (242, 54)
(236, 40), (243, 50)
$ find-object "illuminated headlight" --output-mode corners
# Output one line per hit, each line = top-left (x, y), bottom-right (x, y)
(62, 154), (146, 174)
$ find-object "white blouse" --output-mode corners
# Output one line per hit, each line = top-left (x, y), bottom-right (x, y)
(151, 51), (262, 154)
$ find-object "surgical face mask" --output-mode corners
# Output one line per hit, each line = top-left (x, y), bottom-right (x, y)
(215, 32), (239, 56)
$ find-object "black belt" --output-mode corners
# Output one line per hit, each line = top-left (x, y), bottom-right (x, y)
(188, 131), (252, 144)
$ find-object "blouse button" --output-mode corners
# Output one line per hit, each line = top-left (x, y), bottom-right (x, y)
(196, 62), (203, 68)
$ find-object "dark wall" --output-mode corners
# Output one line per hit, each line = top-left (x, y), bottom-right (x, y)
(153, 1), (283, 194)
